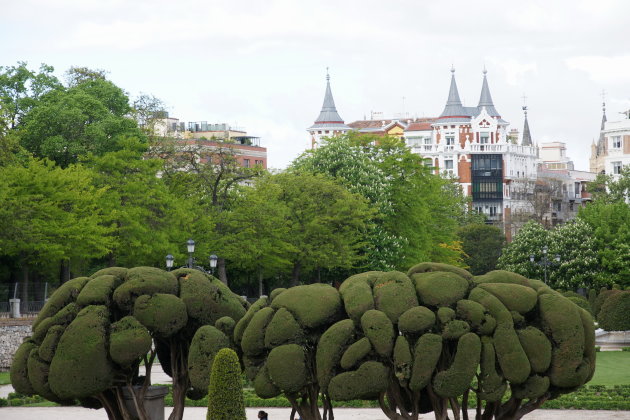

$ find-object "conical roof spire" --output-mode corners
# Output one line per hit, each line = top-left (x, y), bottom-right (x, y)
(478, 69), (501, 118)
(596, 101), (607, 156)
(522, 106), (532, 146)
(314, 70), (344, 124)
(438, 68), (467, 120)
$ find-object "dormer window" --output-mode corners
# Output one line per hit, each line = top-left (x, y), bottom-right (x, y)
(480, 133), (489, 144)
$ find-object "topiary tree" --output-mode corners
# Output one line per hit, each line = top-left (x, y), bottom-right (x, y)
(248, 262), (596, 420)
(10, 266), (248, 420)
(207, 348), (246, 420)
(234, 283), (344, 420)
(597, 290), (630, 331)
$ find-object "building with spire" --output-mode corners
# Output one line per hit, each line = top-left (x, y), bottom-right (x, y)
(414, 68), (538, 239)
(307, 71), (350, 148)
(589, 102), (630, 179)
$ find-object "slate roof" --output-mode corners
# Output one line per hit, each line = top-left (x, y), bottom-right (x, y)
(522, 106), (533, 146)
(309, 73), (349, 131)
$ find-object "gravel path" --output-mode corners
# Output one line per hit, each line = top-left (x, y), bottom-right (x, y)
(0, 407), (628, 420)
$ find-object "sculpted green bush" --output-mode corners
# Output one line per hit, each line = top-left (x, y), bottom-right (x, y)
(252, 263), (596, 420)
(206, 348), (246, 420)
(597, 290), (630, 331)
(11, 266), (247, 420)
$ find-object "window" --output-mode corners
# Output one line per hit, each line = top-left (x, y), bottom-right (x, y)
(424, 137), (432, 145)
(574, 182), (580, 196)
(444, 159), (454, 170)
(612, 136), (622, 149)
(480, 133), (489, 144)
(243, 159), (250, 168)
(613, 161), (622, 175)
(489, 206), (497, 217)
(445, 136), (455, 146)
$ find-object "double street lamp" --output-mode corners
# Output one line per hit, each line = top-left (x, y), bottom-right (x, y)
(529, 246), (560, 284)
(166, 239), (218, 275)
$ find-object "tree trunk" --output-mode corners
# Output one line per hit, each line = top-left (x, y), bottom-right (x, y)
(258, 269), (264, 297)
(20, 263), (29, 305)
(108, 252), (117, 267)
(291, 262), (302, 286)
(217, 258), (228, 285)
(59, 259), (71, 283)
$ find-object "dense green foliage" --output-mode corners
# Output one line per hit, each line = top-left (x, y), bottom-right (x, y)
(11, 266), (247, 420)
(597, 290), (630, 331)
(239, 263), (596, 420)
(457, 224), (505, 274)
(292, 133), (469, 270)
(206, 348), (246, 420)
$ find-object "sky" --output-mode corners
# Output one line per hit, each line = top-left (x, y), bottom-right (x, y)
(2, 0), (629, 171)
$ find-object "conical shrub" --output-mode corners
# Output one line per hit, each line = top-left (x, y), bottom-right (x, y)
(207, 348), (245, 420)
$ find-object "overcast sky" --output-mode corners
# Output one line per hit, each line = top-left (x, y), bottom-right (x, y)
(2, 0), (629, 171)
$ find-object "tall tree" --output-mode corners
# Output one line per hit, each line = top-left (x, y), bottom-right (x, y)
(17, 71), (142, 167)
(86, 137), (192, 268)
(0, 158), (110, 292)
(292, 132), (468, 270)
(497, 220), (550, 281)
(457, 224), (506, 275)
(548, 218), (600, 289)
(579, 168), (630, 287)
(0, 62), (61, 133)
(153, 137), (263, 284)
(216, 175), (295, 295)
(273, 171), (373, 284)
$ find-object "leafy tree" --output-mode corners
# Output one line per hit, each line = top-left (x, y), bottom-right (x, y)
(153, 137), (263, 284)
(457, 224), (505, 275)
(579, 170), (630, 288)
(292, 133), (467, 270)
(132, 93), (167, 142)
(0, 62), (61, 133)
(548, 219), (600, 289)
(0, 158), (110, 293)
(271, 172), (373, 284)
(497, 221), (549, 281)
(216, 175), (295, 295)
(86, 137), (192, 268)
(17, 72), (142, 167)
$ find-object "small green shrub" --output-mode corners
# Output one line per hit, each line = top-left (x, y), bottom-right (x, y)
(598, 291), (630, 332)
(207, 348), (246, 420)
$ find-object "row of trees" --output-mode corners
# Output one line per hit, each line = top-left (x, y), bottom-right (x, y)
(497, 168), (630, 289)
(0, 62), (474, 297)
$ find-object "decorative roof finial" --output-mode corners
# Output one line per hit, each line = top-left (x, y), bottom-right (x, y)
(450, 64), (455, 74)
(483, 64), (487, 75)
(326, 67), (330, 82)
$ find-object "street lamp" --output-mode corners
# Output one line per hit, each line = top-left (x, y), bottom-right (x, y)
(529, 246), (560, 284)
(209, 254), (218, 275)
(166, 239), (218, 275)
(165, 254), (174, 271)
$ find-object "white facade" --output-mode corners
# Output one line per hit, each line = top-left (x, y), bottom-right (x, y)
(602, 117), (630, 179)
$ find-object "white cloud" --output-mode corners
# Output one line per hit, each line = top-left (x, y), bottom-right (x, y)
(565, 55), (630, 84)
(492, 59), (538, 86)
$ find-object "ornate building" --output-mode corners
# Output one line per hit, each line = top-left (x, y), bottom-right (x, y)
(590, 102), (630, 178)
(416, 69), (538, 239)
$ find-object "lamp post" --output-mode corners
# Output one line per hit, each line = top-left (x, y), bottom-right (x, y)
(529, 245), (560, 284)
(166, 239), (218, 275)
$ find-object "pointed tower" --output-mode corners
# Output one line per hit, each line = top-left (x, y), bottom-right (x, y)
(307, 70), (349, 148)
(477, 69), (501, 118)
(596, 102), (607, 156)
(436, 68), (469, 123)
(521, 106), (533, 146)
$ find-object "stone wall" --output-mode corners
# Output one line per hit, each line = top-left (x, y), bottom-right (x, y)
(0, 319), (33, 371)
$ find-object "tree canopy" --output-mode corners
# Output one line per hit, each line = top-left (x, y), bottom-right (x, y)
(292, 132), (468, 270)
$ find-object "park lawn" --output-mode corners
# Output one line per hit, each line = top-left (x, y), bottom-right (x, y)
(589, 351), (630, 386)
(0, 371), (10, 385)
